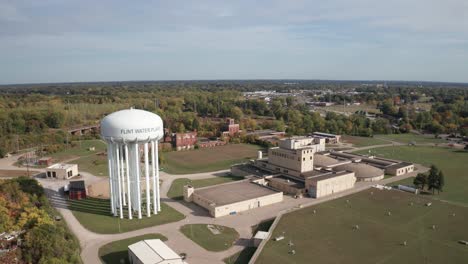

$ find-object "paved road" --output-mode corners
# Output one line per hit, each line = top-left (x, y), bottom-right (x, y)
(0, 147), (428, 264)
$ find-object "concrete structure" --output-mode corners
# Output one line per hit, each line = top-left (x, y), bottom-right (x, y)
(305, 171), (356, 198)
(328, 151), (414, 177)
(183, 180), (283, 218)
(101, 108), (163, 219)
(253, 231), (269, 247)
(385, 162), (414, 176)
(197, 138), (226, 148)
(173, 131), (197, 151)
(332, 163), (384, 182)
(46, 163), (78, 179)
(263, 137), (325, 176)
(312, 132), (341, 144)
(68, 124), (100, 136)
(128, 239), (184, 264)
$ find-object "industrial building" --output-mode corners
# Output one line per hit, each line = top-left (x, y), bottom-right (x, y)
(128, 239), (184, 264)
(46, 163), (79, 179)
(312, 132), (341, 144)
(183, 180), (283, 218)
(241, 135), (414, 199)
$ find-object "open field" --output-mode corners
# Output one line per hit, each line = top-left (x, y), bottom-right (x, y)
(50, 139), (106, 161)
(324, 104), (381, 114)
(341, 135), (389, 147)
(0, 169), (40, 178)
(73, 154), (108, 176)
(256, 189), (468, 264)
(356, 146), (468, 205)
(68, 198), (185, 234)
(180, 224), (239, 252)
(167, 175), (244, 200)
(376, 133), (446, 144)
(99, 233), (168, 264)
(163, 144), (262, 174)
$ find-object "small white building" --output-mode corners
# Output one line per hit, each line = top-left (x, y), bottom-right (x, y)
(46, 163), (79, 180)
(128, 239), (185, 264)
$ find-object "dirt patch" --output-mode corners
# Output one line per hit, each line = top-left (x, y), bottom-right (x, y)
(0, 169), (41, 178)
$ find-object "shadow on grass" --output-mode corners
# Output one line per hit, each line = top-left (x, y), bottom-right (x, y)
(224, 247), (257, 264)
(100, 252), (129, 264)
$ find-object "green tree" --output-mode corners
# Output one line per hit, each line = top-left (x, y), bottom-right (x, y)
(427, 165), (439, 194)
(413, 173), (428, 190)
(0, 146), (5, 158)
(437, 171), (445, 193)
(44, 111), (64, 128)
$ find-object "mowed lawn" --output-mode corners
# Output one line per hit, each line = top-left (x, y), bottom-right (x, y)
(376, 133), (446, 144)
(163, 144), (262, 174)
(256, 189), (468, 264)
(50, 139), (106, 161)
(73, 153), (109, 176)
(99, 233), (168, 264)
(180, 224), (239, 252)
(341, 135), (389, 147)
(356, 146), (468, 205)
(68, 198), (185, 234)
(167, 175), (244, 200)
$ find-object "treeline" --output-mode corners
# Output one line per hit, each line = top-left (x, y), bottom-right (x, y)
(0, 177), (81, 263)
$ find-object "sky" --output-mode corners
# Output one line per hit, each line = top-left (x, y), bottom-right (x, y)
(1, 0), (468, 84)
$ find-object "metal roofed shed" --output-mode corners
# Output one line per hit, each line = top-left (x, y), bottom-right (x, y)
(128, 239), (184, 264)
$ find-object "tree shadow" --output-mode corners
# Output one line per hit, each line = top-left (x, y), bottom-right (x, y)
(100, 251), (129, 264)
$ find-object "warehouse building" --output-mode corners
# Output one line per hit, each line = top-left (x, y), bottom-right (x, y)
(128, 239), (184, 264)
(46, 163), (79, 180)
(312, 132), (341, 144)
(183, 180), (283, 218)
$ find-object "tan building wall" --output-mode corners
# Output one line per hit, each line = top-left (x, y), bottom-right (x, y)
(46, 164), (79, 180)
(306, 172), (356, 198)
(268, 147), (314, 173)
(211, 192), (283, 218)
(385, 164), (414, 176)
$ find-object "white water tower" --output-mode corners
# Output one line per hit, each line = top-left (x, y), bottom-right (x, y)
(101, 108), (163, 219)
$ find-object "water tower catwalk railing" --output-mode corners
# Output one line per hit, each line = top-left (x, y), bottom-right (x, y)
(106, 139), (161, 219)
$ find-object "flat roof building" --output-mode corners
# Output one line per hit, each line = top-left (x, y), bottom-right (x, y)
(128, 239), (184, 264)
(46, 163), (79, 180)
(184, 180), (283, 218)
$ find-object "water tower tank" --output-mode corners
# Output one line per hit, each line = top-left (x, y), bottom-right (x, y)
(101, 108), (164, 219)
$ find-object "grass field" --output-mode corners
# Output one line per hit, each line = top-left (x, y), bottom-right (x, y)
(356, 146), (468, 205)
(68, 198), (185, 234)
(163, 144), (262, 174)
(167, 175), (244, 200)
(324, 104), (381, 114)
(73, 154), (108, 176)
(256, 189), (468, 264)
(99, 233), (168, 264)
(341, 135), (389, 147)
(376, 133), (446, 144)
(180, 224), (239, 252)
(50, 139), (106, 161)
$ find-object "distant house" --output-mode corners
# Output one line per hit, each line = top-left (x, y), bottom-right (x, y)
(173, 131), (197, 151)
(222, 118), (240, 137)
(37, 157), (53, 166)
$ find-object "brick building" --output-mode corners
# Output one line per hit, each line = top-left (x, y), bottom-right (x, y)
(222, 118), (240, 137)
